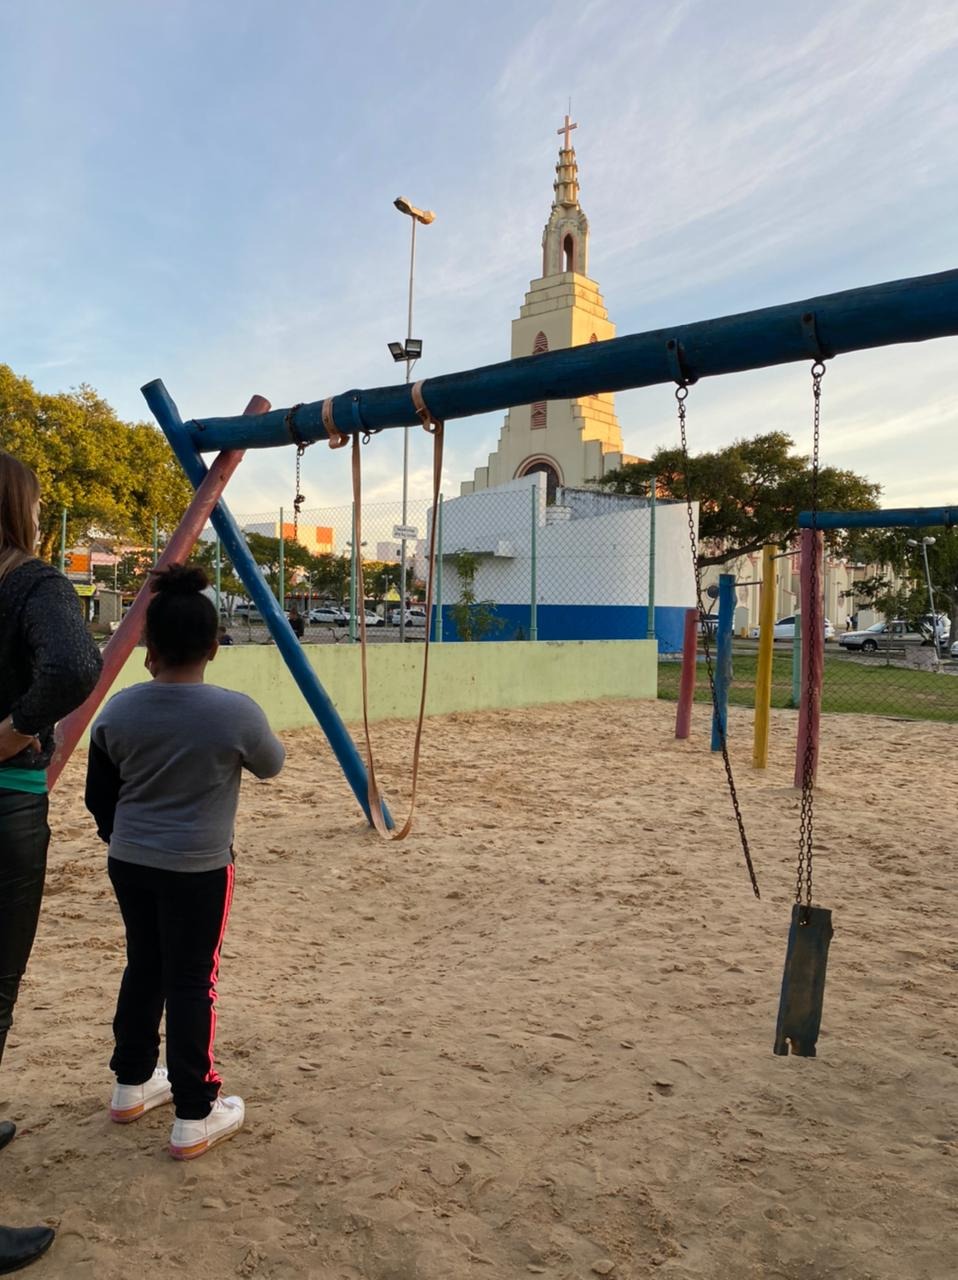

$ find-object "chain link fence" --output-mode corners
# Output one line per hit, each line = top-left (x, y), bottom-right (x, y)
(657, 635), (958, 724)
(200, 477), (682, 649)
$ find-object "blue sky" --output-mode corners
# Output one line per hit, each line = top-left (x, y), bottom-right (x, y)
(2, 0), (957, 517)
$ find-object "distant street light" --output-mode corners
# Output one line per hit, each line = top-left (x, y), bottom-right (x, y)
(906, 536), (939, 657)
(392, 194), (435, 642)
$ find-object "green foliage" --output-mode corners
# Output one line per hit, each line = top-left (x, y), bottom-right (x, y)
(0, 363), (193, 560)
(599, 430), (881, 566)
(845, 525), (958, 631)
(448, 549), (502, 642)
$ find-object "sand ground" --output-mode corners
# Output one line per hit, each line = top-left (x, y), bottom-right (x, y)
(2, 700), (956, 1280)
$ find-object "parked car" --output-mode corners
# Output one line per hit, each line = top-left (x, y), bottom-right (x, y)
(232, 602), (263, 622)
(698, 612), (719, 635)
(919, 613), (951, 643)
(345, 610), (384, 628)
(309, 606), (349, 626)
(389, 607), (427, 627)
(772, 615), (835, 641)
(951, 637), (958, 659)
(839, 620), (929, 652)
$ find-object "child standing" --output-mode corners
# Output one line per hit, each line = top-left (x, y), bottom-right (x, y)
(85, 564), (285, 1159)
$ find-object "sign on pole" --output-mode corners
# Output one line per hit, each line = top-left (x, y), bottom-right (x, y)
(393, 524), (418, 540)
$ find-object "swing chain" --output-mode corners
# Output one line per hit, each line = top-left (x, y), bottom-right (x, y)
(293, 444), (306, 536)
(796, 361), (825, 911)
(676, 384), (761, 900)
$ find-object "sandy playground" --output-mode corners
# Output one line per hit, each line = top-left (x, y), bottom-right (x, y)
(2, 698), (956, 1280)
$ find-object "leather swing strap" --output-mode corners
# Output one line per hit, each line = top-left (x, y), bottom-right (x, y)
(352, 382), (444, 840)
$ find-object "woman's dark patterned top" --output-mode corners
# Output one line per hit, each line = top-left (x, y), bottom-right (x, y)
(0, 559), (103, 768)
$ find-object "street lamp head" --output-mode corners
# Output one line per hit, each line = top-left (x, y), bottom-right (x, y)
(923, 536), (936, 546)
(387, 341), (406, 362)
(394, 196), (436, 225)
(404, 338), (423, 360)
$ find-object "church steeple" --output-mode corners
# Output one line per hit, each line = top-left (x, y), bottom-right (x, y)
(459, 114), (638, 498)
(542, 113), (589, 277)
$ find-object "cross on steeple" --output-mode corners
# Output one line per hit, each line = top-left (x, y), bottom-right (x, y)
(557, 113), (577, 150)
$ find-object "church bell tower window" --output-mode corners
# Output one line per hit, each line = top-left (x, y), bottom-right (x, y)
(531, 332), (548, 429)
(563, 233), (576, 273)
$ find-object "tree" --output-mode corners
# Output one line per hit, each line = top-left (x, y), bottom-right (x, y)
(844, 525), (958, 637)
(242, 533), (315, 598)
(599, 431), (881, 566)
(364, 560), (402, 608)
(0, 364), (193, 559)
(448, 550), (502, 642)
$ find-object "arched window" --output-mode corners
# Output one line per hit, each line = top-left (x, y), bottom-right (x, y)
(518, 458), (560, 504)
(531, 332), (548, 429)
(563, 233), (576, 273)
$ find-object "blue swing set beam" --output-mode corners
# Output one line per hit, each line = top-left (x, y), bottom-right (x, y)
(798, 507), (958, 529)
(182, 267), (958, 453)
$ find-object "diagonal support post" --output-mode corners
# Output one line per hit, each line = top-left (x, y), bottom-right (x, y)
(141, 378), (390, 828)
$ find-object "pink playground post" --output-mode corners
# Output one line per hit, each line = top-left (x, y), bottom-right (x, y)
(46, 394), (270, 789)
(674, 607), (698, 739)
(793, 528), (824, 788)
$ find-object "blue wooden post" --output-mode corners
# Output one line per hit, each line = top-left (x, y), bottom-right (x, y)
(711, 572), (736, 752)
(142, 379), (391, 829)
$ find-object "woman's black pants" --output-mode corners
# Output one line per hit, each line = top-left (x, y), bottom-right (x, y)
(0, 791), (50, 1068)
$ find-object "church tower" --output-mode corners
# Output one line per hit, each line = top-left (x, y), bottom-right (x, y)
(461, 117), (636, 498)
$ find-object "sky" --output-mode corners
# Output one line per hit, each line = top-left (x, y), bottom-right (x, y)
(2, 0), (957, 521)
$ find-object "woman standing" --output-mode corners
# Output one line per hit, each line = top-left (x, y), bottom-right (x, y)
(0, 449), (102, 1274)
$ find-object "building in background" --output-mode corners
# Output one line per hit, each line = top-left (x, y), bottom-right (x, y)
(461, 117), (640, 500)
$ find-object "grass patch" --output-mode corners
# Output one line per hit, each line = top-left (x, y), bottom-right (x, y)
(657, 651), (958, 723)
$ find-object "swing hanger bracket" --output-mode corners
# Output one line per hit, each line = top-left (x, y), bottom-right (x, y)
(800, 311), (833, 364)
(666, 338), (697, 387)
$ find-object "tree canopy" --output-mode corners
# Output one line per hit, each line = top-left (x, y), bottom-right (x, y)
(599, 431), (881, 566)
(0, 363), (193, 560)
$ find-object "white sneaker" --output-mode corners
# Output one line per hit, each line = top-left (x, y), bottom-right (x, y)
(169, 1094), (244, 1161)
(110, 1067), (173, 1124)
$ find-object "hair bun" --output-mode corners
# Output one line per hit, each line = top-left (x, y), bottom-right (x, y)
(150, 562), (210, 596)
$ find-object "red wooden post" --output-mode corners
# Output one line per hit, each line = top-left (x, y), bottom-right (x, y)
(47, 395), (269, 789)
(793, 529), (824, 788)
(675, 606), (698, 739)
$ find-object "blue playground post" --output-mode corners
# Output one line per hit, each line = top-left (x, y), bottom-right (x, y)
(141, 379), (391, 829)
(711, 573), (736, 752)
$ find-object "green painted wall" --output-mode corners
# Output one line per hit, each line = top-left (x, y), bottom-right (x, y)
(88, 640), (656, 735)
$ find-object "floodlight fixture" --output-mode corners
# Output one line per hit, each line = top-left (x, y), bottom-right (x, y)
(394, 196), (436, 225)
(387, 341), (406, 362)
(404, 338), (423, 360)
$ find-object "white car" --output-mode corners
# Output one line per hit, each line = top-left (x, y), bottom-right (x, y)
(951, 638), (958, 659)
(389, 607), (427, 627)
(309, 606), (348, 626)
(772, 615), (835, 641)
(345, 610), (384, 628)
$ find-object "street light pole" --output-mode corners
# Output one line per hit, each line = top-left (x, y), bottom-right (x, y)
(392, 196), (435, 644)
(907, 536), (939, 658)
(400, 215), (416, 645)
